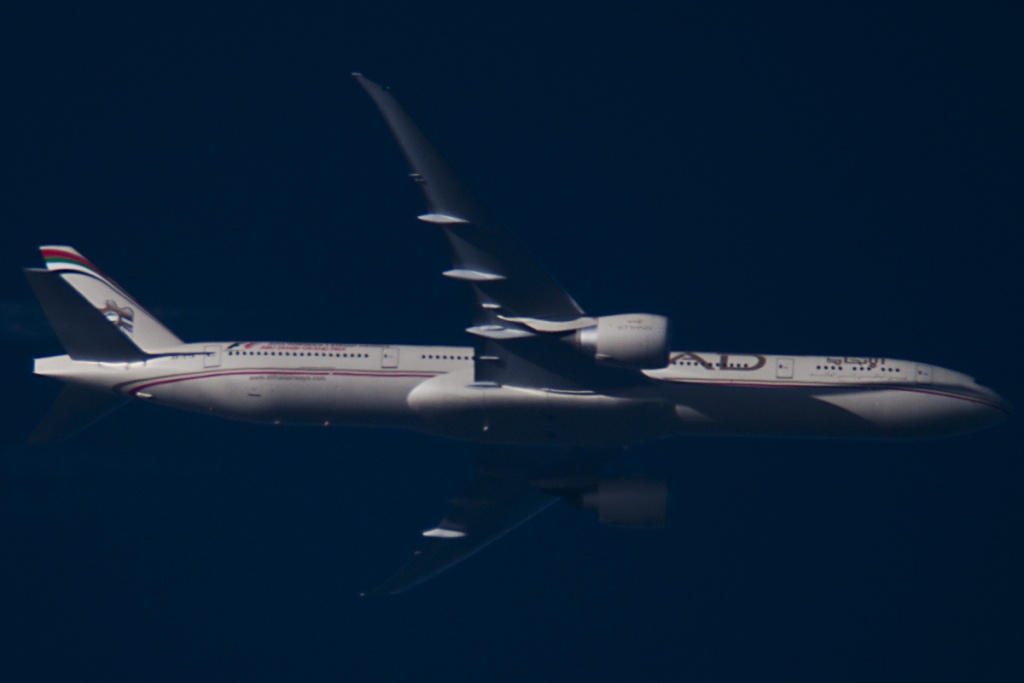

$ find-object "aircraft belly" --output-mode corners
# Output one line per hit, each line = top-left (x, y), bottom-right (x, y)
(665, 382), (1005, 438)
(129, 370), (424, 427)
(407, 371), (676, 446)
(667, 383), (872, 437)
(812, 387), (1007, 438)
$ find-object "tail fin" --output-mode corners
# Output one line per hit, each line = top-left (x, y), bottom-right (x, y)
(25, 268), (148, 361)
(27, 246), (182, 358)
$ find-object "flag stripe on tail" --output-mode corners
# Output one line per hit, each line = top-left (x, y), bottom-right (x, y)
(41, 248), (106, 277)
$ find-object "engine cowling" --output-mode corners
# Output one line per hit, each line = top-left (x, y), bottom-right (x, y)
(578, 478), (670, 528)
(571, 313), (670, 369)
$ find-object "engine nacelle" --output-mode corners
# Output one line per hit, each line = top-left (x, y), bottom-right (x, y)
(571, 313), (670, 369)
(579, 478), (670, 528)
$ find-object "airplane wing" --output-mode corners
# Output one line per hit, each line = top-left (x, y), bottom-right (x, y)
(353, 77), (649, 594)
(354, 74), (634, 391)
(352, 73), (584, 322)
(364, 447), (616, 596)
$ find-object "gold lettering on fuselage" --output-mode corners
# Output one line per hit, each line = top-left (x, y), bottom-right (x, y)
(825, 357), (884, 370)
(670, 352), (767, 371)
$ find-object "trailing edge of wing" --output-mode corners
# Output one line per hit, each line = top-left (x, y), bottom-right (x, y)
(363, 482), (556, 597)
(363, 448), (615, 596)
(352, 73), (584, 321)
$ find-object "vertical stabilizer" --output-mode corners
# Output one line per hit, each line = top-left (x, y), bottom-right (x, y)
(37, 246), (182, 351)
(25, 268), (149, 361)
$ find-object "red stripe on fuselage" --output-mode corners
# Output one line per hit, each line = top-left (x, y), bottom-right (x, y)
(125, 369), (439, 394)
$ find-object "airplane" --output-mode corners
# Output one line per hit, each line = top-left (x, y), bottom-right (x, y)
(24, 73), (1009, 595)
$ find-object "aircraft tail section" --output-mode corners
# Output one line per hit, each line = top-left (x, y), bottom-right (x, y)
(26, 245), (182, 359)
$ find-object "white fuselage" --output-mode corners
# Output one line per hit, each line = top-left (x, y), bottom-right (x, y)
(34, 340), (1009, 446)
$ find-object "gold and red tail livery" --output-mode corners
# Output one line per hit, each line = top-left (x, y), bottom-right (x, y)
(27, 245), (183, 357)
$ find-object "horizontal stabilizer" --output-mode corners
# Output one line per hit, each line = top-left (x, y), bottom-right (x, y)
(24, 268), (148, 361)
(27, 383), (128, 445)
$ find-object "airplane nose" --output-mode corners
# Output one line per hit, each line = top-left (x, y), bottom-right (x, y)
(971, 383), (1011, 426)
(929, 366), (1010, 426)
(990, 391), (1011, 418)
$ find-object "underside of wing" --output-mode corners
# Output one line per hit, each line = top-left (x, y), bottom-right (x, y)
(363, 447), (619, 596)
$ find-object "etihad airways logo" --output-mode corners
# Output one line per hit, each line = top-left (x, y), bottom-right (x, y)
(100, 299), (135, 335)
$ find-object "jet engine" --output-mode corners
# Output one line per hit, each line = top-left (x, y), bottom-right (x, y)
(568, 477), (671, 528)
(570, 313), (670, 369)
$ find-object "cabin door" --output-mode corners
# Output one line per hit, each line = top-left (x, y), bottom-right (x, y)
(204, 344), (222, 368)
(915, 364), (932, 384)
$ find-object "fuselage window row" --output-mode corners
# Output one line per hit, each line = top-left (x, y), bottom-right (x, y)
(672, 360), (751, 368)
(225, 351), (369, 358)
(814, 365), (901, 372)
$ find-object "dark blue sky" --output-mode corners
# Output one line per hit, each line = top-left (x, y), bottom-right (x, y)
(2, 3), (1021, 681)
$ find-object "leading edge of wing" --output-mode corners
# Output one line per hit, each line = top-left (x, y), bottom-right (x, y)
(362, 447), (616, 597)
(352, 73), (585, 322)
